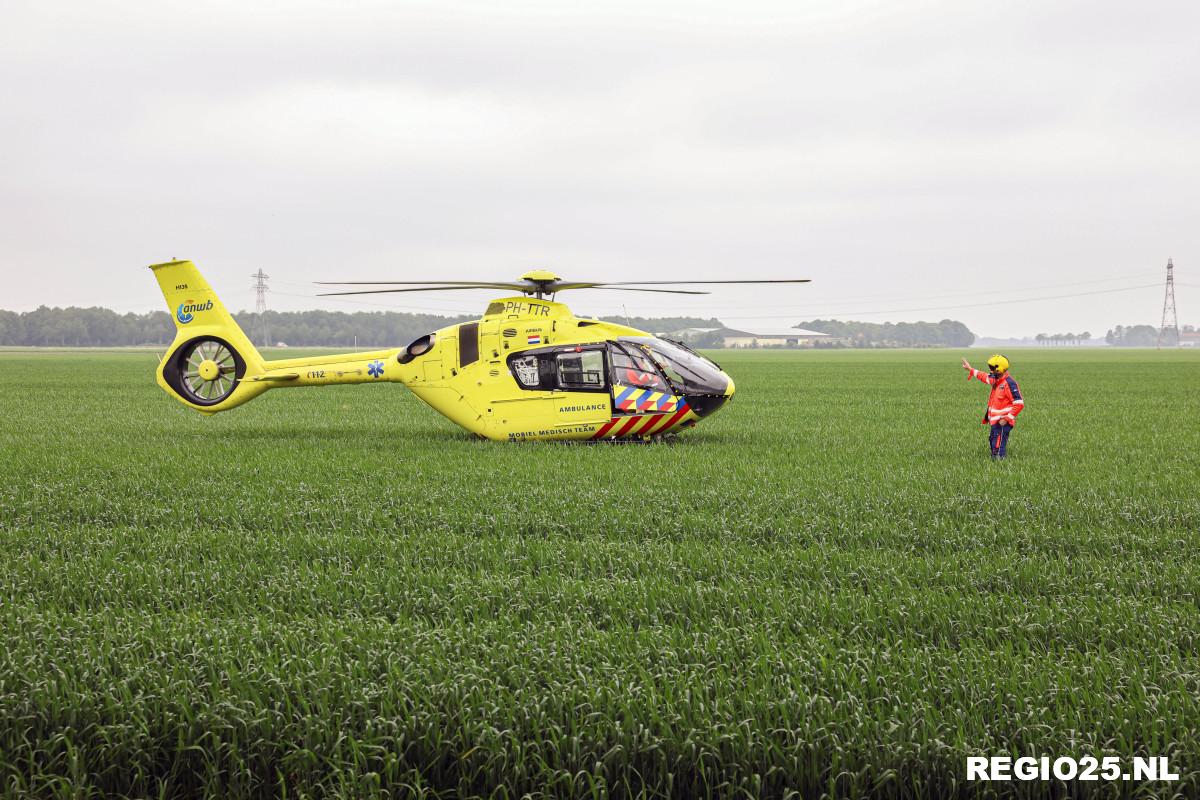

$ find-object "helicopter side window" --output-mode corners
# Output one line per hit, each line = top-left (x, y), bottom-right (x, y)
(508, 353), (553, 390)
(507, 348), (608, 392)
(511, 355), (539, 387)
(556, 350), (606, 391)
(610, 345), (669, 392)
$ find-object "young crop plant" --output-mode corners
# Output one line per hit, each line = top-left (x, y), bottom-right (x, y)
(0, 347), (1197, 798)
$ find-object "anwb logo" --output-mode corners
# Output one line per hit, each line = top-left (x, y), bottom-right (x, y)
(176, 299), (213, 324)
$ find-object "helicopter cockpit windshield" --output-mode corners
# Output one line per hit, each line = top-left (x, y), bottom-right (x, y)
(609, 341), (669, 392)
(617, 337), (729, 396)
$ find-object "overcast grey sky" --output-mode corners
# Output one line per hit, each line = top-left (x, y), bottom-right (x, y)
(2, 0), (1196, 337)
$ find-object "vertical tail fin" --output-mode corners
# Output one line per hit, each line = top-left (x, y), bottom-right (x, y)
(150, 260), (267, 413)
(151, 259), (261, 352)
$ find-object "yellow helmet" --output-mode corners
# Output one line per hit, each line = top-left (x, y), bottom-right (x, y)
(986, 354), (1010, 374)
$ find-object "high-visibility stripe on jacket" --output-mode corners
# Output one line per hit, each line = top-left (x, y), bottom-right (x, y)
(969, 368), (1025, 426)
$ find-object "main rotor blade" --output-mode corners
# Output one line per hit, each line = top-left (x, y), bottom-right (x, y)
(315, 281), (525, 287)
(601, 279), (811, 286)
(538, 282), (604, 291)
(313, 278), (807, 297)
(317, 285), (526, 297)
(547, 282), (705, 293)
(579, 287), (709, 295)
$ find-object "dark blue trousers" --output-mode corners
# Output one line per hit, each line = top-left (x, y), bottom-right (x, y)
(989, 423), (1012, 458)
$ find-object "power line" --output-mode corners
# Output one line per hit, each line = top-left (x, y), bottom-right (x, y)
(269, 289), (477, 315)
(657, 270), (1166, 313)
(269, 278), (483, 313)
(258, 269), (1169, 321)
(605, 282), (1165, 321)
(230, 269), (1181, 325)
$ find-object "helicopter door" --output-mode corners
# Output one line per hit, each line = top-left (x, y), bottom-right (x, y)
(552, 348), (611, 428)
(609, 342), (674, 415)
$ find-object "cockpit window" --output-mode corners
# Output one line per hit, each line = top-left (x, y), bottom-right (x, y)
(619, 337), (728, 396)
(610, 343), (670, 392)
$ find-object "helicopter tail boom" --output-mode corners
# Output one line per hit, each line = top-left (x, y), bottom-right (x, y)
(149, 260), (415, 414)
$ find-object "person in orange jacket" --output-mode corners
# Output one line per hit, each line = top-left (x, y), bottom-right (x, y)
(961, 354), (1024, 458)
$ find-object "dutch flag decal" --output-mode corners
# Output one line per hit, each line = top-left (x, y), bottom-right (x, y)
(527, 334), (542, 345)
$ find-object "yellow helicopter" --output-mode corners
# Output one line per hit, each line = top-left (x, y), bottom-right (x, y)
(149, 260), (809, 441)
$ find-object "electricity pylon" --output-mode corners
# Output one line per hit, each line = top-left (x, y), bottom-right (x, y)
(251, 269), (270, 348)
(1157, 258), (1179, 349)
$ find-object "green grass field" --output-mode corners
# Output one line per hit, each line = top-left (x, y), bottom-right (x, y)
(1, 347), (1198, 799)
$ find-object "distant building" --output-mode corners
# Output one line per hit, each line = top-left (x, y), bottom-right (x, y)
(720, 327), (829, 348)
(1181, 331), (1199, 348)
(659, 326), (831, 348)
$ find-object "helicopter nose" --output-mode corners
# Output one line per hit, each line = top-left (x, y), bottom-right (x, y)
(685, 373), (735, 418)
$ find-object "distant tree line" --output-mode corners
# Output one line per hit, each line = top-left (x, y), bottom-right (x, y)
(246, 309), (475, 347)
(0, 307), (176, 347)
(0, 307), (726, 348)
(8, 306), (1193, 350)
(1104, 325), (1179, 347)
(0, 306), (985, 349)
(1034, 332), (1092, 346)
(0, 306), (475, 348)
(794, 319), (975, 348)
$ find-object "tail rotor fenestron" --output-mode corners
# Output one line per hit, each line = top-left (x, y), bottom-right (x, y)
(171, 338), (243, 405)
